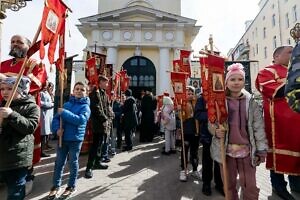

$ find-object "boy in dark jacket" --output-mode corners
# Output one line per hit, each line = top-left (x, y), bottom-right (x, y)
(0, 76), (39, 200)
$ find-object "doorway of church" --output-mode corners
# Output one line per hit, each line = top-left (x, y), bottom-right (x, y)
(122, 56), (156, 100)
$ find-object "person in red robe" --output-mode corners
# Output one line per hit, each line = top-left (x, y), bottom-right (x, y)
(256, 45), (300, 200)
(0, 35), (47, 193)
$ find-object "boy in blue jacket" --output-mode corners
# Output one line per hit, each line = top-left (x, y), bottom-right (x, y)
(47, 82), (91, 200)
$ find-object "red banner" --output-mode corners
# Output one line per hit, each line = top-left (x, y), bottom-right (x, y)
(91, 52), (106, 75)
(180, 50), (191, 76)
(119, 70), (130, 92)
(200, 54), (227, 124)
(113, 72), (120, 98)
(171, 72), (188, 106)
(40, 0), (67, 64)
(86, 57), (98, 85)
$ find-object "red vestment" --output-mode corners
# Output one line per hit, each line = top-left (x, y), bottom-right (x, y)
(256, 64), (300, 175)
(0, 58), (47, 165)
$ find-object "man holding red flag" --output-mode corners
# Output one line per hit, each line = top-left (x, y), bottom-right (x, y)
(0, 34), (47, 192)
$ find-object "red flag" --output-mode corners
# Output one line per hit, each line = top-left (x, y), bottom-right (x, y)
(119, 70), (129, 92)
(200, 54), (227, 124)
(40, 0), (67, 64)
(173, 60), (181, 72)
(180, 50), (191, 76)
(91, 52), (106, 75)
(170, 72), (188, 106)
(86, 57), (98, 85)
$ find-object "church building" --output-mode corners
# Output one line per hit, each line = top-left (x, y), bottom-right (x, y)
(77, 0), (200, 97)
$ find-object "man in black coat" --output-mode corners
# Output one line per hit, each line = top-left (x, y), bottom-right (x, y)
(140, 89), (157, 142)
(85, 75), (111, 179)
(122, 89), (138, 151)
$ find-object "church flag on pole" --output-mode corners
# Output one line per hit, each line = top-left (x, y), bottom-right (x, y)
(40, 0), (67, 64)
(170, 72), (189, 107)
(200, 54), (227, 124)
(180, 50), (192, 76)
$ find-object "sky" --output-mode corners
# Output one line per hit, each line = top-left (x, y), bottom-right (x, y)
(0, 0), (260, 61)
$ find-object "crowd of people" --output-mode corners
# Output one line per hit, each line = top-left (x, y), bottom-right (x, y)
(0, 34), (299, 200)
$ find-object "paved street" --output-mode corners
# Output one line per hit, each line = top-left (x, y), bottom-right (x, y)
(0, 135), (299, 200)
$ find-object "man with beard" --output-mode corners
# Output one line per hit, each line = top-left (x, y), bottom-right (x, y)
(0, 35), (47, 194)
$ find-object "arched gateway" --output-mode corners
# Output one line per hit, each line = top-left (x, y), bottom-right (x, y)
(123, 56), (156, 99)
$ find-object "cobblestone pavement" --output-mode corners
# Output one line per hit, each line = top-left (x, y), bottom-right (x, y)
(0, 136), (299, 200)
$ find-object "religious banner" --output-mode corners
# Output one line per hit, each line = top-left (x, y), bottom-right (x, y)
(40, 0), (67, 64)
(119, 70), (130, 92)
(170, 72), (188, 107)
(173, 60), (181, 72)
(91, 52), (106, 75)
(85, 57), (98, 85)
(180, 50), (192, 76)
(200, 54), (227, 124)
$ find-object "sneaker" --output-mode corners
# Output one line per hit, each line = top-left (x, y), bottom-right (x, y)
(47, 186), (60, 200)
(191, 170), (202, 180)
(84, 168), (93, 179)
(101, 157), (111, 163)
(60, 187), (76, 199)
(179, 170), (187, 182)
(25, 180), (33, 196)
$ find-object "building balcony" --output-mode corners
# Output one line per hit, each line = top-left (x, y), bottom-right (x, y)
(232, 43), (250, 60)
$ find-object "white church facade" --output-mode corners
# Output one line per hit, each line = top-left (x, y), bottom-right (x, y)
(77, 0), (200, 97)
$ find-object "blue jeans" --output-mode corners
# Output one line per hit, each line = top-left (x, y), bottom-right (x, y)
(52, 141), (82, 188)
(1, 167), (27, 200)
(270, 170), (300, 192)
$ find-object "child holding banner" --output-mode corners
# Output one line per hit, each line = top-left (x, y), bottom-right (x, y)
(209, 63), (268, 199)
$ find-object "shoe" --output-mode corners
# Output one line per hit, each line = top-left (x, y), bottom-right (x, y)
(202, 184), (212, 196)
(25, 180), (33, 196)
(60, 187), (76, 199)
(170, 149), (177, 154)
(161, 151), (170, 155)
(93, 163), (108, 170)
(191, 170), (202, 180)
(272, 187), (296, 200)
(179, 170), (187, 182)
(47, 186), (60, 200)
(215, 185), (225, 196)
(84, 169), (93, 179)
(41, 152), (50, 157)
(101, 158), (111, 163)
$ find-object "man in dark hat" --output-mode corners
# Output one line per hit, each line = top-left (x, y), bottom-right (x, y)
(140, 88), (157, 142)
(85, 75), (110, 179)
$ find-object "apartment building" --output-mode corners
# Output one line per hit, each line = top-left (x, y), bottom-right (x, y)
(228, 0), (299, 93)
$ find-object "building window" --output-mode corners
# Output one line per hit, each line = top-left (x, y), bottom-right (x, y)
(293, 5), (298, 22)
(287, 38), (291, 45)
(272, 14), (276, 27)
(253, 47), (255, 57)
(131, 75), (138, 86)
(256, 44), (259, 54)
(272, 4), (275, 9)
(285, 13), (290, 28)
(263, 16), (265, 20)
(130, 59), (137, 66)
(255, 27), (258, 37)
(264, 47), (267, 59)
(273, 36), (277, 49)
(263, 27), (266, 39)
(252, 31), (254, 39)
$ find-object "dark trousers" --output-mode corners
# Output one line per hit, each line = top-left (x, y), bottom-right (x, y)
(116, 127), (122, 148)
(86, 131), (104, 169)
(202, 142), (223, 188)
(271, 170), (300, 192)
(181, 134), (200, 171)
(124, 128), (133, 148)
(1, 167), (28, 200)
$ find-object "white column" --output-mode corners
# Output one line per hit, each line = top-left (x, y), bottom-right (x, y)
(106, 47), (118, 72)
(158, 47), (171, 95)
